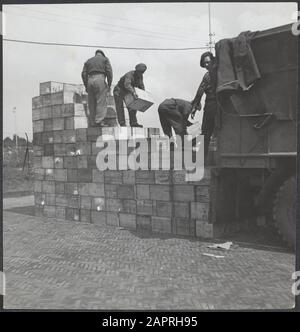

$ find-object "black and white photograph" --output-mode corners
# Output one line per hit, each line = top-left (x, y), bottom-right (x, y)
(1, 1), (299, 312)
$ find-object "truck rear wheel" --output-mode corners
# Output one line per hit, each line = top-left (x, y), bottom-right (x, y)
(273, 176), (296, 249)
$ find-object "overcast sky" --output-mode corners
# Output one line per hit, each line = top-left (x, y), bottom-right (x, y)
(3, 2), (297, 139)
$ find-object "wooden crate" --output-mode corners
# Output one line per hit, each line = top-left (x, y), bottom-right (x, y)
(124, 88), (153, 112)
(40, 81), (64, 95)
(151, 216), (172, 234)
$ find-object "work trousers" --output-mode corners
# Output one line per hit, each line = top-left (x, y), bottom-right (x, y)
(158, 104), (187, 139)
(201, 101), (217, 159)
(113, 85), (138, 126)
(87, 74), (108, 126)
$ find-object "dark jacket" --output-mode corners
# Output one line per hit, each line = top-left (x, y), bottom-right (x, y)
(215, 31), (260, 93)
(116, 70), (145, 94)
(81, 54), (113, 88)
(192, 66), (217, 110)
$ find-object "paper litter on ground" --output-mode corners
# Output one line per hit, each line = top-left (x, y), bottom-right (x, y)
(207, 241), (233, 250)
(202, 253), (225, 259)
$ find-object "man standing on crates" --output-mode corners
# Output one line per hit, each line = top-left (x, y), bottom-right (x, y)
(113, 63), (147, 128)
(81, 49), (113, 127)
(158, 98), (193, 139)
(191, 51), (217, 160)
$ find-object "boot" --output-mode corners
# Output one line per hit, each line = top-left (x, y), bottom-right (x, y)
(131, 123), (143, 128)
(97, 120), (110, 127)
(129, 110), (143, 128)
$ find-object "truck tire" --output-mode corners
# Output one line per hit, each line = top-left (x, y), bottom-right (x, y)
(273, 176), (296, 250)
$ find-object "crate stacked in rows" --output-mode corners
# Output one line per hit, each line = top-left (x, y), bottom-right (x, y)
(33, 81), (117, 130)
(32, 81), (213, 239)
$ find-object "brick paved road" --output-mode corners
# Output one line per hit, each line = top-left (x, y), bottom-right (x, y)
(3, 205), (295, 310)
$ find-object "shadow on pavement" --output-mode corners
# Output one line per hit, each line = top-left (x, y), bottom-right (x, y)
(3, 191), (33, 198)
(4, 203), (292, 254)
(5, 206), (36, 217)
(129, 228), (292, 253)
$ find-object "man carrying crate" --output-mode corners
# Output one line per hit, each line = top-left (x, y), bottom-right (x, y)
(113, 63), (147, 128)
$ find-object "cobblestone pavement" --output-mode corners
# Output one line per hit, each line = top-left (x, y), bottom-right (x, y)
(3, 204), (295, 310)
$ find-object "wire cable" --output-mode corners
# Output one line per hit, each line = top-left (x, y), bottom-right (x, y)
(13, 3), (206, 35)
(5, 8), (202, 44)
(8, 5), (201, 42)
(3, 38), (209, 51)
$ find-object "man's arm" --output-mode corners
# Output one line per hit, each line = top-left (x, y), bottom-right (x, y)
(124, 72), (137, 96)
(191, 72), (210, 118)
(177, 100), (192, 132)
(105, 59), (113, 88)
(192, 84), (204, 109)
(192, 72), (210, 109)
(138, 76), (145, 91)
(81, 63), (88, 89)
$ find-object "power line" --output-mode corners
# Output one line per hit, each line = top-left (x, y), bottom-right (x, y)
(9, 5), (200, 42)
(6, 7), (201, 44)
(3, 38), (208, 51)
(6, 10), (197, 44)
(18, 3), (205, 34)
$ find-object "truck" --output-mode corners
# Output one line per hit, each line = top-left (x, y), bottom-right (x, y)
(209, 24), (297, 249)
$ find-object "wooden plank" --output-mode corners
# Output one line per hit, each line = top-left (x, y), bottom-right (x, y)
(55, 206), (66, 220)
(52, 118), (64, 131)
(151, 216), (172, 234)
(174, 202), (190, 218)
(149, 185), (170, 201)
(136, 200), (153, 215)
(191, 202), (209, 220)
(137, 215), (151, 231)
(119, 213), (136, 229)
(173, 185), (195, 202)
(91, 197), (105, 211)
(122, 200), (137, 214)
(55, 182), (65, 194)
(45, 168), (54, 180)
(91, 211), (107, 226)
(136, 170), (155, 184)
(80, 209), (91, 223)
(55, 194), (68, 207)
(106, 213), (119, 226)
(66, 208), (80, 221)
(117, 184), (135, 199)
(77, 169), (92, 182)
(136, 184), (150, 200)
(80, 196), (92, 210)
(42, 157), (54, 168)
(156, 201), (172, 217)
(155, 170), (171, 184)
(32, 120), (44, 133)
(44, 205), (56, 218)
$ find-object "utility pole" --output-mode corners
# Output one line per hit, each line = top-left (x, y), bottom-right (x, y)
(208, 3), (215, 53)
(13, 107), (18, 161)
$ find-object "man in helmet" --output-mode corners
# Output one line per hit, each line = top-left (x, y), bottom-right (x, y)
(81, 49), (113, 127)
(113, 63), (147, 128)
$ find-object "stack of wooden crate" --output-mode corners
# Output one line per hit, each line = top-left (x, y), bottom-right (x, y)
(32, 81), (214, 239)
